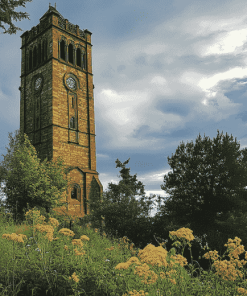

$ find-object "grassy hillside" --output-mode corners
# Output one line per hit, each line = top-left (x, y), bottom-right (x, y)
(0, 209), (247, 296)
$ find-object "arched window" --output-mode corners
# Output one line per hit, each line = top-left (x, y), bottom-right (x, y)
(68, 44), (73, 64)
(76, 48), (81, 67)
(33, 46), (37, 68)
(71, 184), (80, 201)
(29, 50), (32, 70)
(44, 40), (47, 60)
(60, 40), (65, 61)
(70, 116), (75, 129)
(83, 52), (86, 70)
(42, 40), (47, 62)
(38, 43), (41, 65)
(71, 95), (75, 108)
(42, 41), (44, 62)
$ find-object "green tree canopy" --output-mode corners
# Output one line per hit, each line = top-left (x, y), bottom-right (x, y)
(0, 129), (70, 223)
(0, 0), (32, 35)
(160, 130), (247, 251)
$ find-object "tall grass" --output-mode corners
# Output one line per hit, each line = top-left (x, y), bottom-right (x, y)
(1, 208), (247, 295)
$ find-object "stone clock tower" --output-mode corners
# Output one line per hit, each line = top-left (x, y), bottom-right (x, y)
(19, 4), (103, 218)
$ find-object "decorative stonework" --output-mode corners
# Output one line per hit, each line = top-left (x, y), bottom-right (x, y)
(20, 4), (103, 218)
(64, 73), (79, 91)
(23, 5), (86, 46)
(33, 74), (44, 93)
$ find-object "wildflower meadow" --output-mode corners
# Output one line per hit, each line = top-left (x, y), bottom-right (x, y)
(1, 208), (247, 295)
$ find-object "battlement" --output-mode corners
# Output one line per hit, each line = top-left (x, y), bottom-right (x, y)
(20, 4), (91, 47)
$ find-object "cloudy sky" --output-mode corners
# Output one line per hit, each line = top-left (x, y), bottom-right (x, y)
(1, 0), (247, 217)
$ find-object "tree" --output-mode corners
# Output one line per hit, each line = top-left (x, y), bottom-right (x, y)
(0, 0), (32, 35)
(214, 189), (247, 249)
(0, 129), (70, 223)
(160, 130), (247, 252)
(82, 158), (159, 250)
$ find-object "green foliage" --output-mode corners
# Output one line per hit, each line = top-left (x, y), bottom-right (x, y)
(81, 158), (160, 250)
(0, 213), (246, 296)
(0, 0), (32, 35)
(161, 130), (247, 252)
(0, 129), (69, 223)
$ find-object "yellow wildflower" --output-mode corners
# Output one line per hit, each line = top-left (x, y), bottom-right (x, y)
(115, 262), (130, 270)
(170, 254), (188, 267)
(34, 224), (54, 241)
(80, 235), (89, 241)
(48, 217), (59, 228)
(127, 256), (142, 265)
(69, 272), (79, 283)
(25, 209), (46, 225)
(134, 263), (158, 285)
(106, 246), (114, 251)
(115, 256), (141, 271)
(170, 227), (194, 242)
(2, 233), (27, 243)
(74, 248), (86, 256)
(224, 237), (245, 262)
(170, 278), (176, 285)
(138, 244), (168, 267)
(203, 250), (219, 261)
(72, 239), (83, 248)
(238, 287), (247, 295)
(58, 228), (75, 237)
(213, 260), (243, 282)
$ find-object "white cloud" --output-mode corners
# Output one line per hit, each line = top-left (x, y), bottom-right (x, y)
(143, 43), (167, 56)
(150, 76), (167, 86)
(92, 3), (247, 153)
(204, 29), (247, 55)
(137, 168), (171, 188)
(198, 67), (247, 91)
(97, 87), (189, 149)
(198, 93), (241, 121)
(180, 71), (205, 88)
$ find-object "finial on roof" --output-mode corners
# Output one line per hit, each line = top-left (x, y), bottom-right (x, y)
(55, 3), (56, 9)
(49, 3), (51, 7)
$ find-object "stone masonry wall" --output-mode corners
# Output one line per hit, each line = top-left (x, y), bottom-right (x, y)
(20, 5), (103, 219)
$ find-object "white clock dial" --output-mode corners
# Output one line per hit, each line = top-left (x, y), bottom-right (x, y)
(66, 77), (76, 90)
(35, 77), (42, 90)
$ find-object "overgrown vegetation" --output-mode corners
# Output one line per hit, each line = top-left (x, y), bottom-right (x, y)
(1, 209), (247, 295)
(0, 130), (72, 224)
(1, 128), (247, 294)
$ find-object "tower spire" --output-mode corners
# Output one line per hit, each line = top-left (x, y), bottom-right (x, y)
(49, 3), (56, 8)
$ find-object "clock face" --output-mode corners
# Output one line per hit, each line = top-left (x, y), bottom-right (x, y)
(66, 77), (76, 90)
(35, 77), (42, 90)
